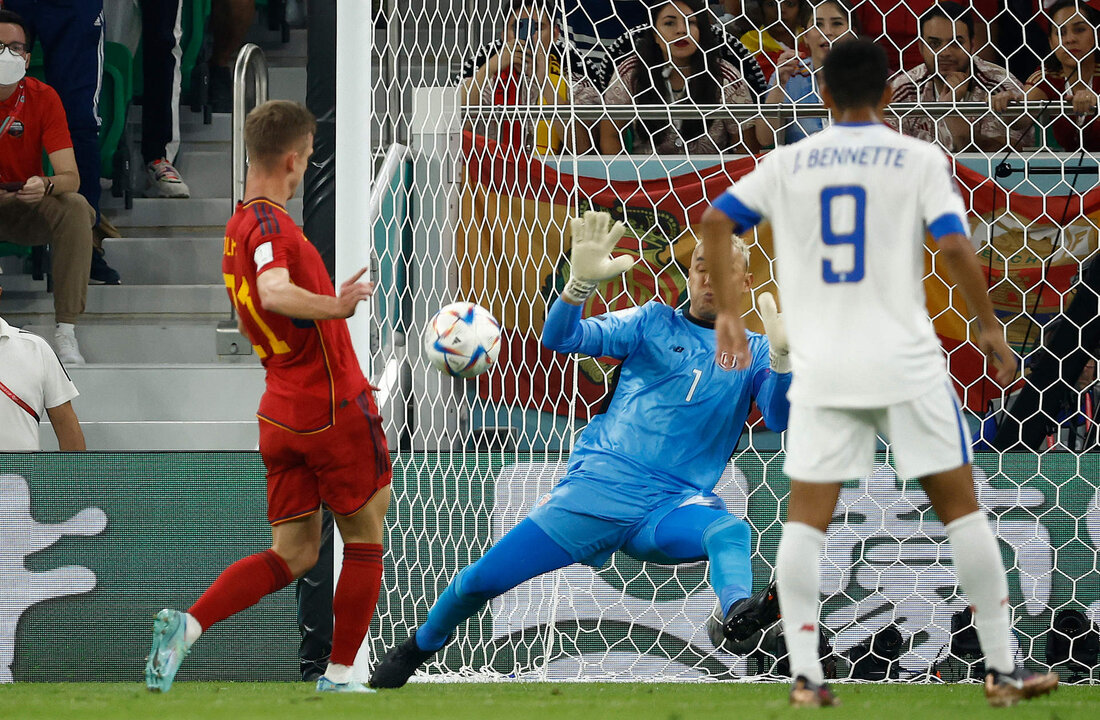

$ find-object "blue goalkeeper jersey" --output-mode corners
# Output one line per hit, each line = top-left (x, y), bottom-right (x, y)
(541, 299), (790, 500)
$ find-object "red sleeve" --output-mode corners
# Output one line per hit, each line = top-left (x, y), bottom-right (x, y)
(38, 85), (73, 155)
(1026, 69), (1059, 99)
(248, 229), (298, 277)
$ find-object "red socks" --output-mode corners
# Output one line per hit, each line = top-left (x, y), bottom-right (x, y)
(330, 543), (384, 666)
(189, 549), (294, 631)
(186, 543), (383, 666)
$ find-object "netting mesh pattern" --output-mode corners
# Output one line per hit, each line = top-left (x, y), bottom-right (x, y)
(372, 452), (1099, 682)
(363, 0), (1100, 682)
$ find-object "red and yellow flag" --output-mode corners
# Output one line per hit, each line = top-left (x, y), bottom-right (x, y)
(458, 133), (1098, 415)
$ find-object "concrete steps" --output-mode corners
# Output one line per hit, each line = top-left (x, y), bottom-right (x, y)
(1, 26), (309, 450)
(39, 364), (264, 450)
(100, 196), (304, 233)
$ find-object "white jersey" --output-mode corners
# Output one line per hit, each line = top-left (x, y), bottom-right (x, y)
(715, 122), (969, 407)
(0, 316), (79, 450)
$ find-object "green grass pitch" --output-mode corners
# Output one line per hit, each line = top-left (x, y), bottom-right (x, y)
(0, 682), (1097, 720)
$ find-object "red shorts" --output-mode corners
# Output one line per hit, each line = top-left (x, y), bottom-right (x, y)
(260, 390), (392, 525)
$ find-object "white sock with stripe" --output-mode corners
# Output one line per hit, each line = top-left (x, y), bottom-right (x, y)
(945, 510), (1014, 674)
(775, 521), (827, 684)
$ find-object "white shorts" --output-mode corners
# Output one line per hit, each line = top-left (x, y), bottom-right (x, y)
(783, 382), (973, 483)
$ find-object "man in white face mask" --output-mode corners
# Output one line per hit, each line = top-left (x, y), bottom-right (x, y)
(0, 9), (94, 365)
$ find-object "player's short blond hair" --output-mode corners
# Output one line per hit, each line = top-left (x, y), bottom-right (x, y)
(686, 230), (751, 271)
(244, 100), (316, 169)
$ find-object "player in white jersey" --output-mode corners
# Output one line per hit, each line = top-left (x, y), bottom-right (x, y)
(700, 39), (1058, 707)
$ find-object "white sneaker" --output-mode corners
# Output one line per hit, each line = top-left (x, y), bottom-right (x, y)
(145, 158), (191, 198)
(54, 324), (86, 365)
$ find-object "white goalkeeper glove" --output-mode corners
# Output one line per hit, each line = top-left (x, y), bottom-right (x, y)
(562, 211), (636, 304)
(758, 291), (791, 374)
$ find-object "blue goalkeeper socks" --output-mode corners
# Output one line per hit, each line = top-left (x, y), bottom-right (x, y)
(416, 572), (479, 652)
(702, 515), (754, 614)
(416, 518), (574, 652)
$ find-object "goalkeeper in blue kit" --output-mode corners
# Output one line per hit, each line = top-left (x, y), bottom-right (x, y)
(370, 212), (792, 688)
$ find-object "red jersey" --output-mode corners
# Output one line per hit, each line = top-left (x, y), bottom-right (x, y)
(222, 197), (369, 433)
(0, 78), (72, 184)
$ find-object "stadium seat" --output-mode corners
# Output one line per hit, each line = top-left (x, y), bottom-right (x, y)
(180, 0), (213, 122)
(255, 0), (290, 44)
(101, 41), (135, 209)
(0, 244), (52, 290)
(26, 40), (135, 208)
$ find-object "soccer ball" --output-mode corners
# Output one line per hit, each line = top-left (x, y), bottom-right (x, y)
(423, 302), (501, 378)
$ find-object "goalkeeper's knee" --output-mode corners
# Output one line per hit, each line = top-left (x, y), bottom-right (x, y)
(702, 515), (751, 558)
(454, 562), (510, 603)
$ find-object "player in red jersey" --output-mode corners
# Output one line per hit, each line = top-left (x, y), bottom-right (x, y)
(144, 101), (391, 694)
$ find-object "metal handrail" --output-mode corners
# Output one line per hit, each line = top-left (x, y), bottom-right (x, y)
(232, 43), (269, 207)
(458, 101), (1089, 122)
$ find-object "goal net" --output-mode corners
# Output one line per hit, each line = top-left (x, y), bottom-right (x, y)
(363, 0), (1100, 683)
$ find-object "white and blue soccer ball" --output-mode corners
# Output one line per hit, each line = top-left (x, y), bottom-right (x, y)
(423, 301), (501, 378)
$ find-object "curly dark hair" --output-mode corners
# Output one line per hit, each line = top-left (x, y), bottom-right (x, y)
(629, 0), (724, 148)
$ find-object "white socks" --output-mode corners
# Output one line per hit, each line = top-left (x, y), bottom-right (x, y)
(324, 663), (353, 684)
(774, 512), (1013, 683)
(945, 510), (1014, 674)
(183, 612), (203, 646)
(776, 521), (827, 684)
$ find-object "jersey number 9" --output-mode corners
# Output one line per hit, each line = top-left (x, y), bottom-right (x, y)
(820, 186), (866, 284)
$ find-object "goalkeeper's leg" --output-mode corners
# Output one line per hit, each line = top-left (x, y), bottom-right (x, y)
(622, 504), (768, 649)
(418, 518), (574, 649)
(370, 518), (573, 688)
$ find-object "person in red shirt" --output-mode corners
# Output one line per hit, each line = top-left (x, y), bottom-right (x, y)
(0, 9), (93, 364)
(1022, 0), (1100, 151)
(855, 0), (999, 72)
(144, 100), (391, 694)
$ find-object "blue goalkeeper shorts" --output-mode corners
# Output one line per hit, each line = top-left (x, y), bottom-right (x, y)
(525, 471), (728, 567)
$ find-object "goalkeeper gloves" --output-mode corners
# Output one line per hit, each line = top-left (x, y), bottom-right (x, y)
(562, 211), (636, 304)
(758, 291), (791, 374)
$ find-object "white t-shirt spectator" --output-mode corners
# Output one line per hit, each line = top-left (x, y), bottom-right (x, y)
(0, 316), (79, 450)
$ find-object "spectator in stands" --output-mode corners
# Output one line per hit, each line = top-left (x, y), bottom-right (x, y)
(3, 0), (120, 284)
(975, 353), (1098, 453)
(1020, 0), (1100, 152)
(140, 0), (191, 198)
(209, 0), (254, 114)
(710, 0), (756, 38)
(889, 2), (1026, 153)
(600, 0), (761, 155)
(755, 0), (859, 147)
(739, 0), (810, 80)
(855, 0), (999, 73)
(0, 10), (94, 364)
(562, 0), (649, 53)
(0, 285), (86, 450)
(459, 0), (599, 154)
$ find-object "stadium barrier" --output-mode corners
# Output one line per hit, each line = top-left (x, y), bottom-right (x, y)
(1, 451), (1096, 682)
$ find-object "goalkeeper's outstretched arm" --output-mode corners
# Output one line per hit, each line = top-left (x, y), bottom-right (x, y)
(542, 298), (596, 355)
(753, 362), (792, 432)
(751, 293), (792, 432)
(541, 212), (638, 357)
